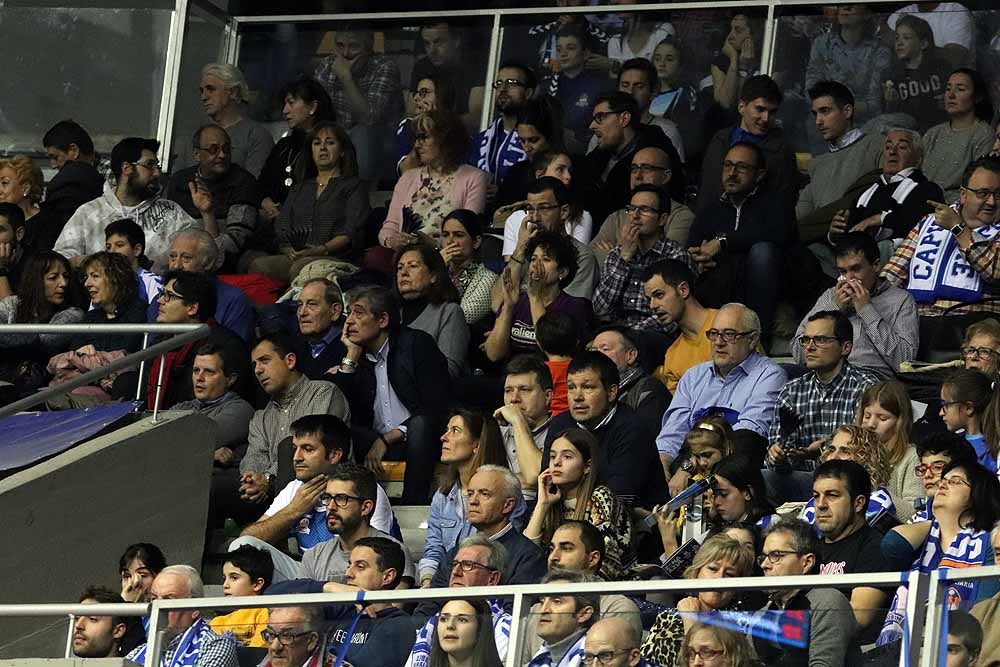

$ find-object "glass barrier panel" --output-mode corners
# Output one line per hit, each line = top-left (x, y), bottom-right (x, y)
(0, 6), (172, 157)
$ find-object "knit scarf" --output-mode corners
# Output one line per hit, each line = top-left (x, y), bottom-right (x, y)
(130, 617), (211, 667)
(475, 118), (525, 185)
(526, 630), (587, 667)
(877, 520), (990, 646)
(907, 206), (1000, 304)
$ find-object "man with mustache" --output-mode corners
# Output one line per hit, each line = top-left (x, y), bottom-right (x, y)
(688, 141), (795, 348)
(471, 61), (536, 187)
(165, 124), (257, 272)
(72, 586), (132, 658)
(54, 137), (200, 272)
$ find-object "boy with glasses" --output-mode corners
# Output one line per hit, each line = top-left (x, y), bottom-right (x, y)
(910, 433), (977, 522)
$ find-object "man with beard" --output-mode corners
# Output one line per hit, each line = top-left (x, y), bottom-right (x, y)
(471, 60), (536, 187)
(72, 586), (132, 658)
(54, 137), (202, 272)
(299, 462), (413, 584)
(231, 415), (394, 582)
(794, 233), (918, 378)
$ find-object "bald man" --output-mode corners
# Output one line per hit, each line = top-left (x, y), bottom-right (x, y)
(591, 146), (695, 265)
(584, 617), (656, 667)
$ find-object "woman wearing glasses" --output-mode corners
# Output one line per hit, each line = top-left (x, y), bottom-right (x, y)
(418, 409), (512, 588)
(397, 74), (458, 175)
(640, 535), (756, 667)
(427, 599), (504, 667)
(679, 623), (756, 667)
(878, 460), (1000, 645)
(910, 432), (977, 523)
(939, 369), (1000, 474)
(379, 109), (488, 251)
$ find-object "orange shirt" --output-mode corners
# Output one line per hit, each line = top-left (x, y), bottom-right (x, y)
(655, 309), (718, 393)
(546, 359), (571, 415)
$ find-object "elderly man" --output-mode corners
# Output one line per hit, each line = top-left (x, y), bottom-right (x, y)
(583, 617), (657, 667)
(198, 63), (273, 178)
(588, 325), (670, 423)
(591, 146), (695, 264)
(289, 278), (346, 379)
(657, 304), (786, 485)
(165, 228), (256, 341)
(126, 565), (238, 667)
(260, 605), (325, 667)
(165, 124), (258, 271)
(882, 155), (1000, 354)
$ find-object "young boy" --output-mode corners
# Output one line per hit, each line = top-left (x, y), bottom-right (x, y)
(209, 544), (273, 647)
(910, 433), (977, 522)
(535, 311), (578, 416)
(104, 218), (162, 306)
(946, 611), (982, 667)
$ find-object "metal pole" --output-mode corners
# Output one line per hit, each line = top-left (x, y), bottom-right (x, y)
(760, 1), (777, 76)
(902, 570), (930, 667)
(480, 13), (503, 133)
(505, 592), (525, 667)
(920, 569), (946, 667)
(145, 604), (165, 667)
(152, 352), (168, 423)
(157, 0), (192, 172)
(135, 333), (151, 401)
(63, 614), (75, 658)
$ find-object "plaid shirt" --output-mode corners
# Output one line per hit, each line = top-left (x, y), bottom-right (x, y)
(592, 238), (693, 329)
(314, 54), (401, 128)
(127, 619), (238, 667)
(768, 362), (879, 452)
(881, 220), (1000, 317)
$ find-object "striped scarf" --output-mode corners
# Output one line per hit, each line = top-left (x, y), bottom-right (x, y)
(404, 600), (510, 667)
(877, 520), (990, 646)
(130, 617), (211, 667)
(907, 207), (1000, 304)
(800, 488), (896, 526)
(527, 631), (587, 667)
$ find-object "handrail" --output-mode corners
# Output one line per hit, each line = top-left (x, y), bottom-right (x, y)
(0, 323), (209, 420)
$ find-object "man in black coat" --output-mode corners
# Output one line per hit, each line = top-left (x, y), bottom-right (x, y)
(291, 277), (346, 380)
(331, 285), (450, 504)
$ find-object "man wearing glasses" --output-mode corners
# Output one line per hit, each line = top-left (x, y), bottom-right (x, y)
(55, 136), (199, 272)
(753, 517), (857, 667)
(164, 124), (257, 272)
(472, 61), (536, 186)
(657, 303), (786, 473)
(231, 415), (396, 582)
(882, 155), (1000, 341)
(582, 617), (654, 667)
(259, 605), (325, 667)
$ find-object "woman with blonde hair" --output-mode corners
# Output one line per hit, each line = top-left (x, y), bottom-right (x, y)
(856, 381), (922, 520)
(0, 156), (62, 252)
(524, 428), (632, 579)
(680, 623), (757, 667)
(641, 535), (756, 666)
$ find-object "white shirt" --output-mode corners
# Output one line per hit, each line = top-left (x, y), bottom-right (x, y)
(501, 210), (594, 257)
(267, 478), (394, 536)
(367, 338), (411, 435)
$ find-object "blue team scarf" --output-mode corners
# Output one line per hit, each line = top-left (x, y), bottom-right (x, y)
(131, 617), (211, 667)
(907, 207), (1000, 304)
(475, 118), (525, 184)
(800, 488), (896, 527)
(527, 630), (587, 667)
(877, 520), (990, 646)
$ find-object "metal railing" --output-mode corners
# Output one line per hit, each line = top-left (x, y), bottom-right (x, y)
(0, 323), (208, 421)
(0, 571), (935, 667)
(920, 564), (1000, 667)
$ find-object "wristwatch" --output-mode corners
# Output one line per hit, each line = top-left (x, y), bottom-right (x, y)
(716, 235), (729, 252)
(680, 458), (695, 473)
(950, 223), (967, 237)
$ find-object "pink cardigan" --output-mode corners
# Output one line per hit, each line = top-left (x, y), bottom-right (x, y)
(378, 164), (489, 245)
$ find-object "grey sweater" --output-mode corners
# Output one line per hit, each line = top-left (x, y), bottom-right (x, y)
(0, 296), (84, 349)
(923, 120), (995, 201)
(172, 391), (255, 453)
(408, 301), (470, 379)
(796, 132), (884, 220)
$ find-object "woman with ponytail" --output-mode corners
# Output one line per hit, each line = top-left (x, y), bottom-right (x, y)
(940, 369), (1000, 474)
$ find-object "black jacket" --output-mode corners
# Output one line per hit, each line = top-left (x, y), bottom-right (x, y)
(164, 164), (259, 220)
(39, 160), (104, 250)
(293, 328), (347, 381)
(847, 168), (944, 239)
(331, 327), (451, 430)
(689, 187), (797, 252)
(543, 403), (668, 509)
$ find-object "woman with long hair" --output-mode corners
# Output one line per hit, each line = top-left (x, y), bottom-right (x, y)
(439, 210), (498, 325)
(922, 68), (996, 200)
(706, 455), (776, 531)
(940, 368), (1000, 474)
(393, 241), (469, 378)
(428, 599), (504, 667)
(419, 410), (511, 587)
(119, 542), (167, 603)
(72, 251), (147, 354)
(640, 535), (756, 666)
(249, 121), (369, 283)
(524, 428), (632, 579)
(857, 381), (922, 520)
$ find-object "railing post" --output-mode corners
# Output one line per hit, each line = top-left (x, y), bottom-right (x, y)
(900, 570), (929, 667)
(152, 352), (168, 423)
(505, 592), (526, 667)
(920, 569), (947, 667)
(63, 614), (75, 658)
(145, 602), (165, 667)
(135, 333), (151, 401)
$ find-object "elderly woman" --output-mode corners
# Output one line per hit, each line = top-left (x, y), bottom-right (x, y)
(0, 156), (62, 252)
(394, 241), (470, 378)
(641, 535), (757, 666)
(249, 122), (369, 284)
(72, 251), (148, 354)
(199, 62), (274, 178)
(379, 109), (488, 250)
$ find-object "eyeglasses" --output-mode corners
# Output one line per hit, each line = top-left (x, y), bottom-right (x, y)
(260, 629), (314, 645)
(492, 78), (526, 90)
(962, 186), (1000, 202)
(196, 143), (231, 156)
(722, 160), (757, 175)
(936, 475), (971, 490)
(629, 163), (670, 176)
(132, 159), (162, 171)
(413, 133), (431, 144)
(414, 87), (434, 98)
(757, 550), (803, 566)
(318, 492), (363, 508)
(451, 559), (497, 573)
(591, 110), (622, 125)
(961, 346), (999, 360)
(157, 289), (184, 303)
(685, 648), (725, 662)
(799, 335), (842, 347)
(624, 204), (661, 217)
(705, 329), (755, 343)
(582, 649), (633, 665)
(521, 203), (562, 215)
(914, 461), (948, 476)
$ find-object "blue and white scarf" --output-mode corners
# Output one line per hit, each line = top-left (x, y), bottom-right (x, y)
(800, 488), (896, 526)
(473, 118), (525, 185)
(129, 617), (213, 667)
(907, 206), (1000, 304)
(403, 600), (510, 667)
(527, 630), (587, 667)
(877, 520), (990, 646)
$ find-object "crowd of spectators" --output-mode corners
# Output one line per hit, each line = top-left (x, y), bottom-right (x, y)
(11, 3), (1000, 667)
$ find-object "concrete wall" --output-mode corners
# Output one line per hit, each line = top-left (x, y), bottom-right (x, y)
(0, 411), (215, 659)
